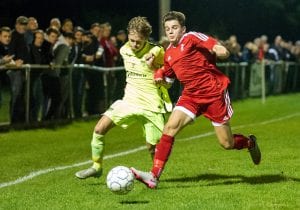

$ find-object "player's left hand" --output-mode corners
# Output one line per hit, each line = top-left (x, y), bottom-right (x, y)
(144, 53), (155, 68)
(212, 44), (230, 60)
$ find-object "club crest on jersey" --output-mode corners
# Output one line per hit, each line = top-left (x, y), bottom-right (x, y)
(167, 55), (172, 61)
(180, 44), (185, 52)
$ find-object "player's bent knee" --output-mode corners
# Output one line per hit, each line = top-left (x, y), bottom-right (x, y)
(163, 123), (180, 136)
(94, 126), (102, 135)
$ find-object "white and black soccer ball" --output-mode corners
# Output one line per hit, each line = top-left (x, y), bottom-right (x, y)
(106, 166), (135, 195)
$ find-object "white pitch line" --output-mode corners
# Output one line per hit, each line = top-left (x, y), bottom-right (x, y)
(0, 146), (146, 189)
(0, 112), (299, 189)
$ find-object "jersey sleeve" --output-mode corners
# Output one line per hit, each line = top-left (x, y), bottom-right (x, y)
(161, 57), (176, 83)
(189, 32), (217, 51)
(149, 46), (165, 68)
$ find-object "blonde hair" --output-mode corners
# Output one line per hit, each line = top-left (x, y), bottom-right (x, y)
(127, 16), (152, 38)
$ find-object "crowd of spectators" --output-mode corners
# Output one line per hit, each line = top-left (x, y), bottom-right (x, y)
(223, 34), (300, 63)
(0, 16), (127, 124)
(0, 15), (299, 124)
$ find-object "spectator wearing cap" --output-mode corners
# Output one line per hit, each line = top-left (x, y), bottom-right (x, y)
(25, 17), (39, 46)
(71, 26), (85, 118)
(7, 16), (31, 124)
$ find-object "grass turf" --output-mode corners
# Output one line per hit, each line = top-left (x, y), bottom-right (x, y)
(0, 93), (299, 209)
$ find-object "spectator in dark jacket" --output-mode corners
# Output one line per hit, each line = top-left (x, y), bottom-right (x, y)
(28, 30), (47, 122)
(82, 30), (105, 115)
(72, 26), (84, 118)
(25, 17), (38, 46)
(53, 32), (74, 119)
(41, 27), (60, 120)
(7, 16), (30, 124)
(0, 27), (14, 109)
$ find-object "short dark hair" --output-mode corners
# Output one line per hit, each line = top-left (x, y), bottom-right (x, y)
(0, 26), (11, 34)
(33, 29), (44, 36)
(163, 11), (186, 27)
(62, 18), (73, 26)
(90, 22), (100, 29)
(33, 30), (44, 42)
(82, 30), (93, 37)
(63, 32), (75, 39)
(46, 27), (60, 36)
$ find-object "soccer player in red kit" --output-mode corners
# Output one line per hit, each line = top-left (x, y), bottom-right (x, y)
(131, 11), (261, 189)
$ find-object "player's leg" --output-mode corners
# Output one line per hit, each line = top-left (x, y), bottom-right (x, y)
(75, 115), (115, 179)
(213, 122), (234, 149)
(152, 109), (192, 176)
(91, 116), (115, 170)
(208, 91), (261, 164)
(131, 109), (193, 188)
(214, 123), (261, 164)
(141, 112), (165, 160)
(76, 100), (140, 179)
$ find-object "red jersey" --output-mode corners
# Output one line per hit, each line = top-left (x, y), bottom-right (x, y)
(163, 32), (230, 103)
(100, 37), (118, 67)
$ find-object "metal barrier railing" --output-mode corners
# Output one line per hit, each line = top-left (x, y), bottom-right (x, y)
(0, 61), (299, 125)
(0, 64), (125, 124)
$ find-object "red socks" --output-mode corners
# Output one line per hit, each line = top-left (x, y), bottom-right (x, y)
(233, 134), (250, 150)
(150, 134), (249, 178)
(151, 134), (174, 178)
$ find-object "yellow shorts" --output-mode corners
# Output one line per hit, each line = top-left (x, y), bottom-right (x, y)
(104, 100), (165, 145)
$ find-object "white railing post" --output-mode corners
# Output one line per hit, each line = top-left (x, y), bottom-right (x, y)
(261, 59), (266, 104)
(25, 64), (31, 123)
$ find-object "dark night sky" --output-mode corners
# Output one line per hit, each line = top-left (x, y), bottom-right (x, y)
(0, 0), (299, 44)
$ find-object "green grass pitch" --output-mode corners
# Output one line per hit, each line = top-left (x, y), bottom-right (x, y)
(0, 93), (300, 209)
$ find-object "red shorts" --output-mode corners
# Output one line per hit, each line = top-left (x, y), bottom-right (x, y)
(174, 90), (233, 125)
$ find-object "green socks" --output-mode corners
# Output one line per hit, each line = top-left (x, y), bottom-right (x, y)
(91, 132), (105, 171)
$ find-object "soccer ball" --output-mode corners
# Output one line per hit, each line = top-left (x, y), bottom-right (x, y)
(106, 166), (135, 195)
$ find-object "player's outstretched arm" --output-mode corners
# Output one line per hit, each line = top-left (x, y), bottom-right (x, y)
(154, 68), (173, 89)
(212, 44), (230, 60)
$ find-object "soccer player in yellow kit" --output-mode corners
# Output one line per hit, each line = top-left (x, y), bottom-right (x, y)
(75, 16), (172, 179)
